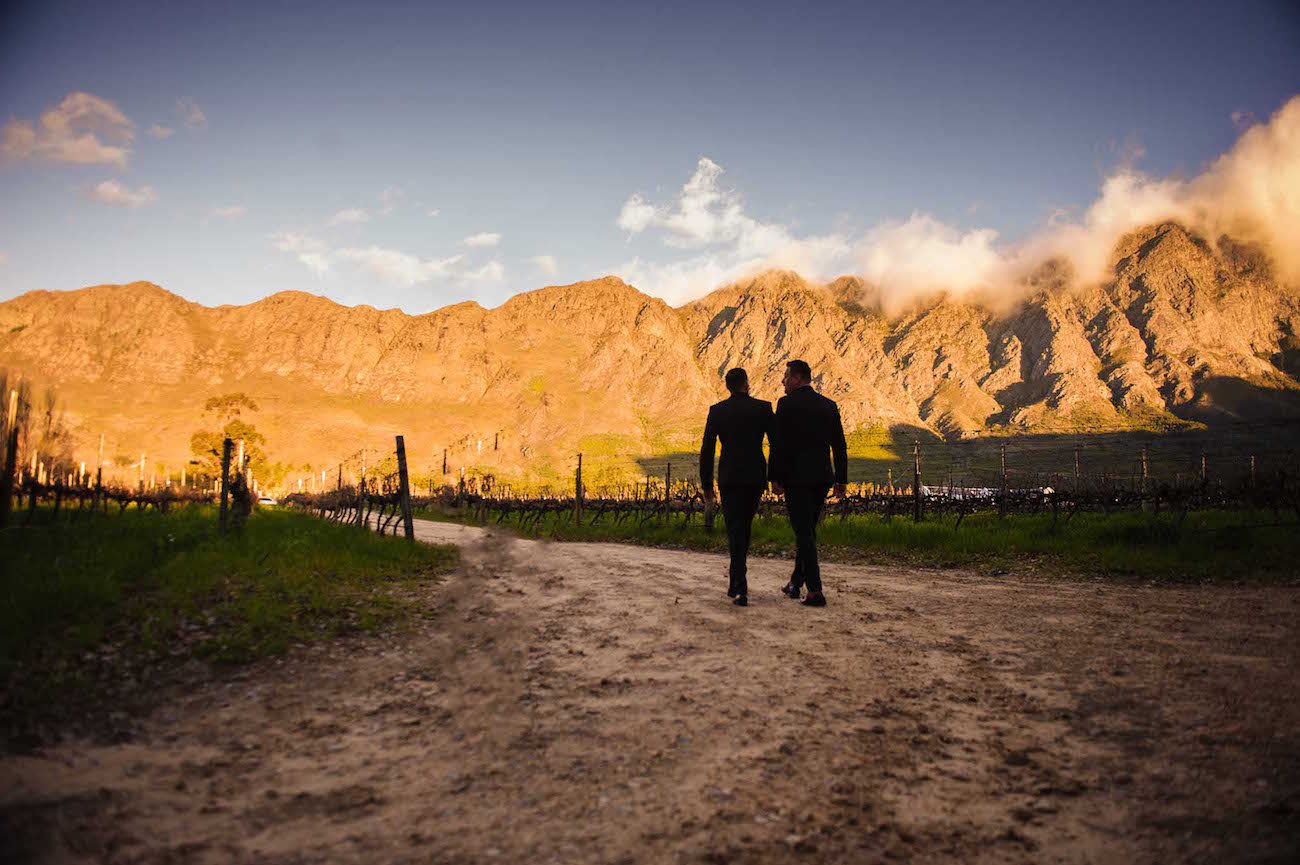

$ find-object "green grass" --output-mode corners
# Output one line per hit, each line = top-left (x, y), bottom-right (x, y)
(1, 505), (457, 734)
(419, 503), (1298, 583)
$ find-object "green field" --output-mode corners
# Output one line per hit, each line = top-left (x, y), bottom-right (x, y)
(419, 502), (1298, 584)
(1, 505), (457, 740)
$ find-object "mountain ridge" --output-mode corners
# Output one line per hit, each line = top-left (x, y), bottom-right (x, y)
(2, 222), (1298, 481)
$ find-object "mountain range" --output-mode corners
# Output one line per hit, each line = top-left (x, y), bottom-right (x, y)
(1, 222), (1298, 485)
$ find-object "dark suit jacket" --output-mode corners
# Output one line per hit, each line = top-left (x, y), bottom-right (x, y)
(699, 393), (774, 488)
(769, 385), (848, 488)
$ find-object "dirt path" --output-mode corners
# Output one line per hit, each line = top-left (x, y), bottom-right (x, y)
(3, 519), (1298, 864)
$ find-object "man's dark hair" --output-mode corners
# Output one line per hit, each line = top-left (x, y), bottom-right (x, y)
(786, 359), (812, 382)
(724, 367), (748, 394)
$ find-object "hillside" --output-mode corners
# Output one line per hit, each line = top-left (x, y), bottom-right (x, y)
(1, 222), (1298, 485)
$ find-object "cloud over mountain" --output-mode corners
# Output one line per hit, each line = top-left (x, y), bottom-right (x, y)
(615, 97), (1300, 313)
(614, 157), (850, 303)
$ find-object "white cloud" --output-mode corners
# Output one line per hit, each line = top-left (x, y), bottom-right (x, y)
(272, 228), (503, 288)
(857, 215), (1004, 307)
(426, 208), (441, 217)
(87, 179), (157, 208)
(272, 231), (331, 276)
(211, 205), (247, 218)
(531, 254), (558, 275)
(464, 260), (505, 281)
(379, 186), (403, 214)
(617, 194), (658, 234)
(176, 99), (206, 129)
(1, 91), (135, 168)
(336, 246), (465, 286)
(463, 232), (501, 248)
(148, 124), (174, 140)
(612, 156), (851, 303)
(328, 207), (371, 226)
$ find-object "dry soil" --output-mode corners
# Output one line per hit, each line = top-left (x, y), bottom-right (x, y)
(2, 519), (1298, 864)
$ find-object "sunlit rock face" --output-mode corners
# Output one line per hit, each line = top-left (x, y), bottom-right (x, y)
(2, 222), (1298, 471)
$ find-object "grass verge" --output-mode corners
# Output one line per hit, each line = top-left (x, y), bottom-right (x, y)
(1, 505), (457, 745)
(417, 503), (1298, 583)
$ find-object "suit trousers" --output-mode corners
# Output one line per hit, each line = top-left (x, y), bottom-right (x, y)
(785, 484), (830, 594)
(719, 484), (765, 596)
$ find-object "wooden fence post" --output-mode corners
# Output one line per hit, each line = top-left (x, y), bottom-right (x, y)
(1250, 454), (1257, 489)
(1073, 444), (1081, 492)
(0, 388), (18, 528)
(442, 448), (447, 475)
(999, 443), (1008, 518)
(396, 435), (415, 541)
(219, 437), (232, 533)
(664, 461), (672, 520)
(574, 452), (583, 524)
(95, 432), (104, 505)
(913, 440), (922, 523)
(1200, 451), (1207, 486)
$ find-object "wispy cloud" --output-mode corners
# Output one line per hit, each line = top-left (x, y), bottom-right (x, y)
(464, 260), (504, 281)
(87, 179), (157, 208)
(328, 207), (371, 227)
(531, 254), (558, 275)
(272, 229), (503, 287)
(0, 92), (135, 168)
(463, 232), (501, 248)
(176, 99), (206, 129)
(335, 246), (465, 286)
(426, 208), (441, 217)
(272, 231), (330, 276)
(147, 124), (174, 140)
(211, 205), (247, 218)
(379, 186), (403, 214)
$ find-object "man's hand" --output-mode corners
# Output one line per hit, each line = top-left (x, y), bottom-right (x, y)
(770, 481), (785, 496)
(832, 483), (846, 499)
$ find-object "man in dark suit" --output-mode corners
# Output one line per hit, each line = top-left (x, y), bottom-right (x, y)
(768, 359), (847, 607)
(700, 367), (773, 607)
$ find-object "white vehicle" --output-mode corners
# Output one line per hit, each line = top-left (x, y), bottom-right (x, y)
(257, 495), (278, 506)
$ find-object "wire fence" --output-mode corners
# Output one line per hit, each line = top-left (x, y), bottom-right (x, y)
(281, 422), (1300, 534)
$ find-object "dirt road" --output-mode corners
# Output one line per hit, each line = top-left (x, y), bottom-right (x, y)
(3, 519), (1298, 864)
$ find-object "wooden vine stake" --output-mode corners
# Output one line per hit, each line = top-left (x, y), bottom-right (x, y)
(219, 437), (233, 533)
(0, 389), (18, 528)
(396, 435), (415, 541)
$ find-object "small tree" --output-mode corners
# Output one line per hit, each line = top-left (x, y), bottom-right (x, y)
(191, 394), (269, 478)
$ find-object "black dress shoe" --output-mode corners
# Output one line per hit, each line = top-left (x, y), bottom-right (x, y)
(782, 582), (802, 600)
(733, 595), (748, 607)
(802, 592), (827, 607)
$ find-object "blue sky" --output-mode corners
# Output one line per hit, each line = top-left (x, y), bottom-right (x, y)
(1, 0), (1297, 312)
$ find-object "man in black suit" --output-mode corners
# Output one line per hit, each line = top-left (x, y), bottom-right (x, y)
(768, 359), (847, 607)
(700, 367), (773, 607)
